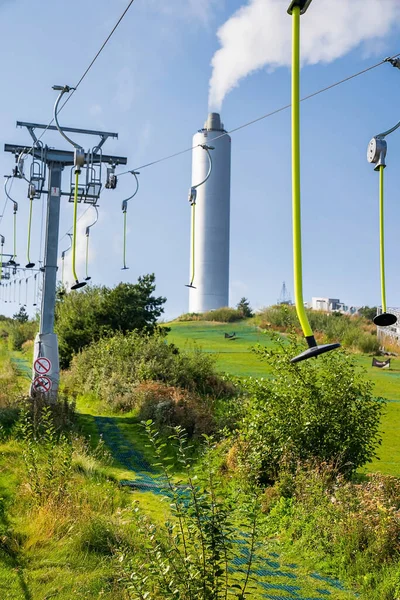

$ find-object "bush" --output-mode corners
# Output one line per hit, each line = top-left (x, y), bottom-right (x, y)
(21, 339), (34, 356)
(176, 307), (244, 323)
(68, 331), (234, 402)
(235, 336), (384, 483)
(175, 312), (202, 322)
(17, 402), (75, 503)
(7, 321), (37, 351)
(203, 307), (244, 322)
(55, 275), (166, 368)
(257, 305), (380, 354)
(357, 332), (380, 354)
(76, 515), (120, 555)
(264, 463), (400, 599)
(135, 382), (214, 436)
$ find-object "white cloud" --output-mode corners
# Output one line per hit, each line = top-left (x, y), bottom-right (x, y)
(209, 0), (400, 110)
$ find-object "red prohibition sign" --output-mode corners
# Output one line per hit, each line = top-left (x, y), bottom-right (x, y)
(34, 357), (52, 375)
(33, 375), (52, 393)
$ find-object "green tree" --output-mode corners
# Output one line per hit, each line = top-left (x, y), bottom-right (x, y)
(359, 306), (378, 322)
(236, 297), (254, 318)
(13, 306), (29, 323)
(237, 335), (384, 483)
(55, 274), (166, 368)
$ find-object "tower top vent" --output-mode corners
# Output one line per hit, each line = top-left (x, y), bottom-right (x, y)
(204, 113), (224, 131)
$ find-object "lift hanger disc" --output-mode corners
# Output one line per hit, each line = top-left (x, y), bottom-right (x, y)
(373, 312), (397, 327)
(291, 342), (341, 363)
(71, 280), (87, 290)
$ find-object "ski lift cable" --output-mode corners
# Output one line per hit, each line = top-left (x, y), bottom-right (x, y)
(57, 52), (400, 244)
(116, 52), (400, 176)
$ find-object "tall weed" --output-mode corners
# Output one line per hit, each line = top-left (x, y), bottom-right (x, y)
(264, 463), (400, 599)
(117, 422), (261, 600)
(257, 305), (380, 354)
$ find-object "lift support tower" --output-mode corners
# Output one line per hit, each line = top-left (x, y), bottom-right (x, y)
(5, 121), (127, 398)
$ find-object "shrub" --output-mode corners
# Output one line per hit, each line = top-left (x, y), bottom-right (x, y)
(0, 347), (23, 432)
(358, 332), (380, 354)
(7, 321), (37, 351)
(55, 275), (166, 367)
(176, 307), (245, 323)
(203, 307), (244, 322)
(135, 382), (214, 436)
(235, 336), (384, 483)
(17, 402), (75, 503)
(68, 331), (234, 402)
(264, 463), (400, 598)
(256, 305), (380, 354)
(175, 312), (202, 322)
(76, 515), (120, 555)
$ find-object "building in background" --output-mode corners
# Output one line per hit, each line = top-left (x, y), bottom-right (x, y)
(188, 113), (231, 313)
(309, 297), (358, 315)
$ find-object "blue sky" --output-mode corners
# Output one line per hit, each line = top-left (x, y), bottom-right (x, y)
(0, 0), (400, 320)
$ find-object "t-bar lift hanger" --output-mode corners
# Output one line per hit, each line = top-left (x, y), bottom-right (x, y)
(287, 0), (340, 363)
(4, 176), (18, 265)
(85, 206), (99, 280)
(53, 85), (88, 290)
(185, 144), (214, 289)
(367, 114), (400, 327)
(121, 171), (140, 270)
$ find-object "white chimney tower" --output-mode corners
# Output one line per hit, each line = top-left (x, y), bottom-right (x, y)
(188, 113), (231, 313)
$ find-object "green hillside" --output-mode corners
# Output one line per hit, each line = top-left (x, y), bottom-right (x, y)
(167, 319), (400, 476)
(166, 319), (277, 377)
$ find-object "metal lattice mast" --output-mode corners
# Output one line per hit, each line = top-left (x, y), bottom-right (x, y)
(4, 122), (127, 398)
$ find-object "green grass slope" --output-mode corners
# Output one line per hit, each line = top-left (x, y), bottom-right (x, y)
(167, 319), (277, 377)
(167, 319), (400, 476)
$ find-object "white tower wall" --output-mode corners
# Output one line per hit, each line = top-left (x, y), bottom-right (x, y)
(188, 113), (231, 313)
